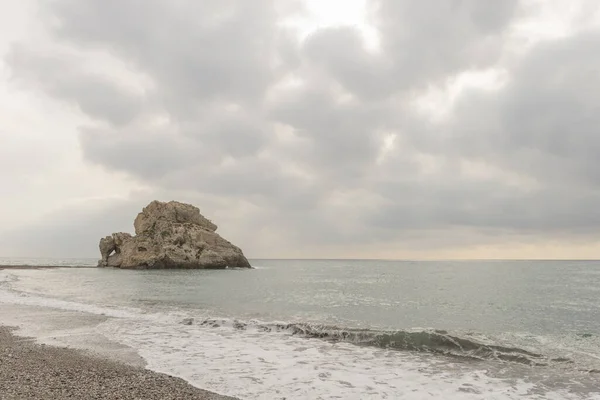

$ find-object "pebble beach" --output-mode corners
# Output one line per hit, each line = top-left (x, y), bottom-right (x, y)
(0, 326), (237, 400)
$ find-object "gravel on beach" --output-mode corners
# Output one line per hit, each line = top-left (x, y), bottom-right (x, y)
(0, 266), (93, 270)
(0, 326), (238, 400)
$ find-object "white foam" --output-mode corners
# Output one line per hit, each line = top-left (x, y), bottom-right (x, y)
(96, 317), (598, 400)
(0, 271), (191, 325)
(0, 286), (141, 319)
(1, 272), (598, 400)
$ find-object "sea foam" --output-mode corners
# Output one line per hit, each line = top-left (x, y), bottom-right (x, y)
(1, 271), (597, 399)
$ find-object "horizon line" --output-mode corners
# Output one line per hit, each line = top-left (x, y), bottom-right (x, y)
(2, 256), (600, 262)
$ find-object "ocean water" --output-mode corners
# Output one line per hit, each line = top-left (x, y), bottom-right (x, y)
(1, 258), (599, 399)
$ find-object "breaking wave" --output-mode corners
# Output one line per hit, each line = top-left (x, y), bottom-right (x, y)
(0, 270), (574, 368)
(195, 318), (554, 366)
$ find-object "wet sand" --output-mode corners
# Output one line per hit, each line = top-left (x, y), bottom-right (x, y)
(0, 326), (238, 400)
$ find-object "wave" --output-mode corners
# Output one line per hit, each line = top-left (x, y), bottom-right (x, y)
(194, 318), (554, 366)
(0, 272), (569, 369)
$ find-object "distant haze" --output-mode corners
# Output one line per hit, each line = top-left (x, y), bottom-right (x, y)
(2, 1), (600, 259)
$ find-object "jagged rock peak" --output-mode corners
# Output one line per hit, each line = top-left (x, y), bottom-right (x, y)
(134, 200), (218, 235)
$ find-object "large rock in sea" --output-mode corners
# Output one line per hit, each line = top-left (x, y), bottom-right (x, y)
(97, 201), (252, 269)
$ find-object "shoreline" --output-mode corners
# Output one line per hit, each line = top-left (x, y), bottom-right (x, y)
(0, 265), (95, 270)
(0, 326), (238, 400)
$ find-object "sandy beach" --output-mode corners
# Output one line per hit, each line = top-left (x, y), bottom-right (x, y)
(0, 326), (237, 400)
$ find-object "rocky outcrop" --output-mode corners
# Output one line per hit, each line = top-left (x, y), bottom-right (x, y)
(98, 201), (252, 269)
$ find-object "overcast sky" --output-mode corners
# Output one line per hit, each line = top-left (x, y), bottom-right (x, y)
(1, 0), (600, 259)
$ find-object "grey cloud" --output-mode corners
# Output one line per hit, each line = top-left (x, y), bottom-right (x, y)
(445, 31), (600, 187)
(363, 28), (600, 239)
(369, 179), (600, 235)
(376, 0), (519, 84)
(304, 0), (520, 100)
(500, 33), (600, 159)
(304, 27), (391, 99)
(6, 0), (600, 255)
(48, 0), (298, 111)
(25, 0), (308, 201)
(180, 107), (272, 158)
(80, 127), (205, 179)
(160, 155), (325, 213)
(270, 85), (385, 177)
(80, 105), (275, 179)
(7, 46), (142, 125)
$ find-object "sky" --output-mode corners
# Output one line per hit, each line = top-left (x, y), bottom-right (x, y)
(1, 0), (600, 259)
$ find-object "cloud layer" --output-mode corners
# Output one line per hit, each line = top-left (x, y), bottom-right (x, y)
(2, 0), (600, 258)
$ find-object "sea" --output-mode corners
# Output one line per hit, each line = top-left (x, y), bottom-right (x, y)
(0, 258), (599, 399)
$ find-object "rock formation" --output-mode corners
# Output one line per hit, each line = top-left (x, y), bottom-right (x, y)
(98, 201), (252, 269)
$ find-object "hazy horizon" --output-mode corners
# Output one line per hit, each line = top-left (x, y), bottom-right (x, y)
(3, 256), (600, 263)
